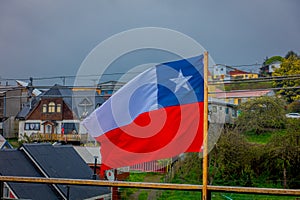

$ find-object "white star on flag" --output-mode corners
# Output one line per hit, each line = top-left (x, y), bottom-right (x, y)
(170, 69), (192, 92)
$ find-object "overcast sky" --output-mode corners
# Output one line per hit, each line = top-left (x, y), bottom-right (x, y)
(0, 0), (299, 85)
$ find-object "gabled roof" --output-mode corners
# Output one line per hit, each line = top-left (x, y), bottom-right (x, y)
(15, 97), (39, 120)
(229, 69), (251, 76)
(0, 143), (110, 199)
(21, 143), (110, 199)
(0, 149), (60, 200)
(42, 84), (73, 111)
(0, 135), (13, 149)
(16, 84), (105, 120)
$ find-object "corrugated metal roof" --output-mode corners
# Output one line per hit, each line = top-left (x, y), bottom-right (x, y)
(16, 80), (42, 96)
(73, 146), (101, 164)
(216, 90), (273, 98)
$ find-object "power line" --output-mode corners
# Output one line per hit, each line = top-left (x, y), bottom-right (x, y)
(1, 74), (300, 90)
(0, 71), (142, 82)
(213, 63), (262, 68)
(0, 61), (266, 82)
(209, 74), (300, 85)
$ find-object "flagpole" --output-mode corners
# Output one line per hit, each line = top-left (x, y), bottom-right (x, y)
(202, 51), (209, 200)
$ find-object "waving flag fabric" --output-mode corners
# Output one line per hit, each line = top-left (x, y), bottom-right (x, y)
(82, 55), (205, 170)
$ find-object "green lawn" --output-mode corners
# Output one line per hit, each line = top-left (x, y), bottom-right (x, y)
(243, 130), (286, 144)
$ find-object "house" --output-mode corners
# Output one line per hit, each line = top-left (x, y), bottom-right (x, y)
(97, 81), (125, 100)
(260, 60), (281, 76)
(213, 65), (258, 81)
(16, 84), (104, 144)
(0, 143), (111, 200)
(216, 89), (275, 105)
(208, 98), (237, 124)
(0, 84), (29, 138)
(229, 68), (258, 79)
(212, 65), (233, 81)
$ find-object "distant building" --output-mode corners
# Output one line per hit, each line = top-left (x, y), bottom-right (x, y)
(97, 81), (125, 100)
(0, 83), (31, 138)
(208, 98), (237, 124)
(229, 68), (258, 79)
(259, 61), (281, 76)
(213, 65), (233, 81)
(216, 89), (275, 105)
(16, 84), (104, 144)
(213, 65), (258, 81)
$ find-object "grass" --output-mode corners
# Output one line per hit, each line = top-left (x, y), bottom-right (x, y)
(224, 81), (273, 91)
(120, 172), (300, 199)
(243, 130), (286, 144)
(157, 190), (201, 200)
(6, 138), (21, 148)
(212, 192), (299, 200)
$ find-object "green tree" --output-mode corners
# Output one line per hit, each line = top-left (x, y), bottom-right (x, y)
(286, 101), (300, 113)
(235, 96), (286, 134)
(263, 56), (283, 65)
(273, 54), (300, 103)
(212, 130), (256, 186)
(284, 50), (299, 59)
(262, 120), (300, 188)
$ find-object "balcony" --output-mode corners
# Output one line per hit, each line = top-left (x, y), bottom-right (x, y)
(29, 133), (88, 144)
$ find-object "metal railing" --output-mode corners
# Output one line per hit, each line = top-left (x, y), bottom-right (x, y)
(0, 176), (300, 199)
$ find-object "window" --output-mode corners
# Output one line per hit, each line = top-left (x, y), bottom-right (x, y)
(62, 123), (79, 134)
(57, 104), (61, 113)
(232, 110), (237, 117)
(42, 104), (47, 113)
(48, 102), (55, 113)
(24, 123), (40, 130)
(225, 107), (229, 114)
(212, 106), (217, 113)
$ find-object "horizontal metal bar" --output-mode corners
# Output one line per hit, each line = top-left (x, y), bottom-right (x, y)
(207, 185), (300, 196)
(0, 176), (201, 191)
(1, 176), (300, 196)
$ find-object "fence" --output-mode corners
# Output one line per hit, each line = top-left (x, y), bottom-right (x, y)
(0, 176), (299, 199)
(130, 160), (170, 173)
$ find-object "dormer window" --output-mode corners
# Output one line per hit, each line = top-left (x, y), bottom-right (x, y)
(48, 102), (55, 113)
(42, 104), (47, 113)
(57, 104), (61, 113)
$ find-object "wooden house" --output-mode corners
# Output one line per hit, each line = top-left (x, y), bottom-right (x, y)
(17, 84), (104, 144)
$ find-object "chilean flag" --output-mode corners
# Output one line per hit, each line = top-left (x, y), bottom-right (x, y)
(82, 55), (205, 170)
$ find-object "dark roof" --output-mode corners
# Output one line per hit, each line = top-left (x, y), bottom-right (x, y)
(22, 143), (110, 199)
(0, 149), (60, 200)
(15, 97), (39, 120)
(42, 84), (73, 110)
(16, 84), (105, 119)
